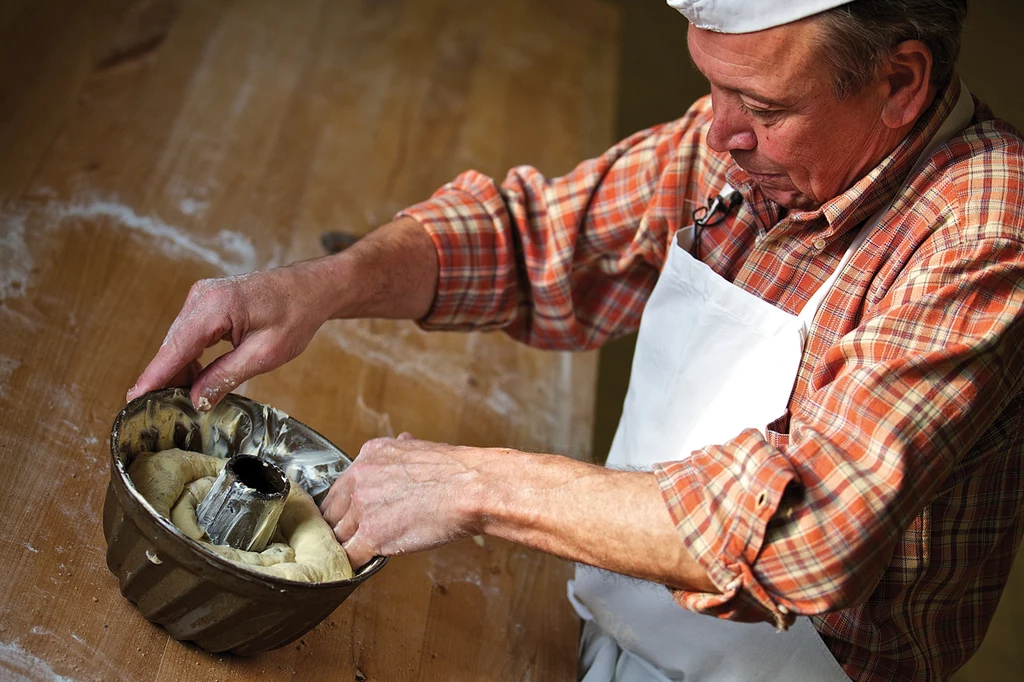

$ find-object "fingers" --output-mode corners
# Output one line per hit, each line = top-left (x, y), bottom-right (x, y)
(332, 513), (359, 547)
(128, 284), (232, 402)
(319, 472), (353, 527)
(168, 359), (203, 389)
(342, 533), (376, 572)
(187, 338), (269, 410)
(319, 474), (374, 569)
(130, 358), (203, 403)
(397, 432), (414, 441)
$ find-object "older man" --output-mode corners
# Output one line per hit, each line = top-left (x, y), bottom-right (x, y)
(128, 0), (1024, 679)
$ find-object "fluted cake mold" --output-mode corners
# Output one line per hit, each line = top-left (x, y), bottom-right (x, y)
(103, 388), (387, 655)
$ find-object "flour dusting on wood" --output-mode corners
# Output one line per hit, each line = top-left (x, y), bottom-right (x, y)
(0, 195), (280, 304)
(0, 356), (21, 398)
(179, 198), (209, 217)
(0, 640), (76, 682)
(0, 209), (31, 300)
(59, 199), (269, 275)
(327, 321), (581, 453)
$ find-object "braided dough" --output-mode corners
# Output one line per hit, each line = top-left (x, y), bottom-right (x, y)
(128, 448), (353, 582)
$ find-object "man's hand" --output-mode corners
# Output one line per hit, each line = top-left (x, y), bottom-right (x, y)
(319, 433), (484, 570)
(125, 217), (440, 410)
(319, 433), (717, 593)
(126, 261), (334, 409)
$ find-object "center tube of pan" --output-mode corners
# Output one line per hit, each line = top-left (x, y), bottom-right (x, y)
(196, 454), (290, 552)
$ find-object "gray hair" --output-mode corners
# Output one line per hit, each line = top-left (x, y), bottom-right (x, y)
(816, 0), (969, 99)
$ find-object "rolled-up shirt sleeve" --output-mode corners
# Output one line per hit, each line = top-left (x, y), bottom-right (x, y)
(655, 429), (804, 628)
(397, 99), (720, 350)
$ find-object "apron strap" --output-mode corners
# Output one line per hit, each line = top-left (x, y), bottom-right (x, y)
(796, 221), (873, 324)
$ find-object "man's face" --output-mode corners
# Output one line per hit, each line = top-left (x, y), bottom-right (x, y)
(687, 20), (894, 211)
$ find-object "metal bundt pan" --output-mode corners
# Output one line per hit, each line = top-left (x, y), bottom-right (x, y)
(103, 388), (387, 655)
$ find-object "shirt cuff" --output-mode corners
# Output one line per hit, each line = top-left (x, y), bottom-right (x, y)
(397, 170), (520, 332)
(653, 427), (801, 629)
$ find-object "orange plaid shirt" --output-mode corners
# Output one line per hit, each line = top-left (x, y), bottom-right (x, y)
(399, 81), (1024, 681)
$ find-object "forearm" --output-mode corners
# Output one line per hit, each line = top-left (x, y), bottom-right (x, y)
(400, 116), (708, 348)
(317, 216), (439, 321)
(471, 449), (717, 593)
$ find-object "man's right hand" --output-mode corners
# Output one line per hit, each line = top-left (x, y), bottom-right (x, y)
(126, 260), (335, 411)
(125, 217), (439, 410)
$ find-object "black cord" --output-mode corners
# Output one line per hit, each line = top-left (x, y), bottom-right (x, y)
(690, 190), (742, 260)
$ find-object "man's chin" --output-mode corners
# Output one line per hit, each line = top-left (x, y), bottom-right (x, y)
(758, 185), (820, 212)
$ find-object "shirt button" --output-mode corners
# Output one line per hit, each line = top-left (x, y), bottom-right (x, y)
(813, 237), (828, 251)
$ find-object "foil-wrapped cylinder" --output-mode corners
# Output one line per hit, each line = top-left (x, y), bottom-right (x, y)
(196, 454), (290, 552)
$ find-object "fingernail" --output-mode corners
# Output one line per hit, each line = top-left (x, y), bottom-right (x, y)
(126, 384), (139, 402)
(192, 389), (215, 411)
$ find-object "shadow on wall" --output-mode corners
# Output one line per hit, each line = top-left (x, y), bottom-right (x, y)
(596, 2), (1023, 681)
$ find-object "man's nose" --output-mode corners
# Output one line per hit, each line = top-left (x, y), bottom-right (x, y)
(706, 92), (757, 154)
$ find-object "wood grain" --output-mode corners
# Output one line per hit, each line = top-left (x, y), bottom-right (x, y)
(0, 0), (619, 679)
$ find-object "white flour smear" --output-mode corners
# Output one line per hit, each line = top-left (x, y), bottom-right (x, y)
(0, 195), (278, 304)
(0, 640), (76, 682)
(355, 392), (396, 438)
(327, 322), (579, 453)
(59, 199), (266, 275)
(0, 355), (21, 398)
(179, 198), (209, 217)
(0, 210), (31, 299)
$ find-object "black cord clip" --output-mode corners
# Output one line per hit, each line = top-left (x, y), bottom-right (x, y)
(691, 186), (743, 259)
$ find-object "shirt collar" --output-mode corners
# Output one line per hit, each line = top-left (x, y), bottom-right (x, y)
(724, 78), (962, 236)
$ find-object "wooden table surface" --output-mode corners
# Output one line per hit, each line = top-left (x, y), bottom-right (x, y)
(0, 0), (618, 679)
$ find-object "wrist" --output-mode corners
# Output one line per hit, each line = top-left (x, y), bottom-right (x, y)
(280, 256), (348, 328)
(460, 446), (522, 537)
(311, 250), (359, 322)
(456, 446), (507, 536)
(473, 448), (571, 544)
(319, 216), (438, 321)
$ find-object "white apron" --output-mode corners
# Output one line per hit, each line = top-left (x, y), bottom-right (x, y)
(568, 85), (975, 682)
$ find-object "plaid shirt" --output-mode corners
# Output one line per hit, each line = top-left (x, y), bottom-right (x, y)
(399, 81), (1024, 681)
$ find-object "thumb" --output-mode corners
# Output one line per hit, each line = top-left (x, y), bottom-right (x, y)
(170, 359), (203, 389)
(342, 533), (377, 572)
(397, 432), (415, 441)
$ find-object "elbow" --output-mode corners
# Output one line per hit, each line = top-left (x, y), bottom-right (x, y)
(769, 522), (903, 616)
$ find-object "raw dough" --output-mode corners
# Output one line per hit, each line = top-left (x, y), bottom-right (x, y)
(128, 448), (353, 582)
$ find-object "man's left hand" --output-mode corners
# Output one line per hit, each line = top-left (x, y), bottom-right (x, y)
(319, 433), (485, 570)
(320, 432), (716, 594)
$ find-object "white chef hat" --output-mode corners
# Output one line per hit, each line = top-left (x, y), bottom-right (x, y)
(668, 0), (853, 34)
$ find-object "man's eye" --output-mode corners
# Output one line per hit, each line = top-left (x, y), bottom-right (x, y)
(740, 102), (780, 122)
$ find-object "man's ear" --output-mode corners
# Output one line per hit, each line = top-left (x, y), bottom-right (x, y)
(880, 39), (935, 130)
